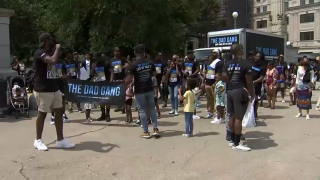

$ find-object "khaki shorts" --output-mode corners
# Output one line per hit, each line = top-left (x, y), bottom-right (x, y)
(34, 91), (63, 113)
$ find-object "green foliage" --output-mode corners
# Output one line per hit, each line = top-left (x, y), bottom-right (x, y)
(4, 0), (222, 55)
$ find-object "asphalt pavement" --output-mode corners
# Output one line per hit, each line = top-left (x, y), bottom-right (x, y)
(1, 90), (320, 180)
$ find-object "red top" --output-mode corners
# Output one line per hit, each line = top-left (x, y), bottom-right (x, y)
(266, 68), (278, 87)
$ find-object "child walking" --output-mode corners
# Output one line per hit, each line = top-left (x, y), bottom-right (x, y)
(179, 79), (197, 137)
(125, 83), (134, 123)
(211, 74), (225, 124)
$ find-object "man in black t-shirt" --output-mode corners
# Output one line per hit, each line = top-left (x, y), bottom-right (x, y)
(33, 33), (75, 151)
(126, 44), (160, 139)
(183, 51), (200, 79)
(251, 52), (266, 120)
(222, 44), (255, 151)
(109, 47), (127, 113)
(90, 53), (112, 122)
(64, 50), (83, 114)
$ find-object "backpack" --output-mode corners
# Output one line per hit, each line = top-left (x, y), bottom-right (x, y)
(302, 67), (312, 83)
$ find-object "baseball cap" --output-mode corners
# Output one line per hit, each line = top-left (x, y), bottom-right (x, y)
(38, 33), (52, 48)
(134, 44), (145, 54)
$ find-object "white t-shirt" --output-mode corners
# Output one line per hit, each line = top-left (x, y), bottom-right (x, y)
(85, 59), (90, 71)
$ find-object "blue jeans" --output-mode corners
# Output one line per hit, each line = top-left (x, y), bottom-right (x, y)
(135, 91), (158, 132)
(184, 112), (194, 134)
(168, 85), (179, 111)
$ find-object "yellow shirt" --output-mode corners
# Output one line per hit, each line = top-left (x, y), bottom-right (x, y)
(183, 90), (196, 112)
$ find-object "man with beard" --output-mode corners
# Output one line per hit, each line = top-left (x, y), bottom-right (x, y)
(275, 54), (288, 103)
(202, 49), (223, 121)
(91, 53), (111, 122)
(110, 47), (127, 114)
(251, 52), (266, 121)
(33, 33), (75, 150)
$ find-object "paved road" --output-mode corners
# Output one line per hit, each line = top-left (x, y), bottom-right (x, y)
(1, 90), (320, 180)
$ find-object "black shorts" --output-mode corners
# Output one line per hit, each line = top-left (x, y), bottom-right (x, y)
(125, 99), (133, 106)
(227, 88), (249, 120)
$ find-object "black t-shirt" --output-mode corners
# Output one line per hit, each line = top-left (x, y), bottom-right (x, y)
(251, 62), (266, 87)
(204, 59), (224, 86)
(128, 58), (156, 94)
(165, 65), (183, 87)
(154, 61), (166, 83)
(183, 61), (199, 78)
(92, 61), (110, 82)
(223, 59), (252, 90)
(65, 60), (78, 79)
(33, 48), (59, 92)
(109, 58), (126, 81)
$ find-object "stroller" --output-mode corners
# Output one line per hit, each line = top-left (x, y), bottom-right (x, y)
(7, 76), (30, 119)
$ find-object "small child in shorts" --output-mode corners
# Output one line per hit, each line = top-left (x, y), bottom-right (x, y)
(212, 74), (225, 124)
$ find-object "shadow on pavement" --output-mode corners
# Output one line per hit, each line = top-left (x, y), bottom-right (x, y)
(275, 105), (289, 109)
(58, 141), (119, 153)
(259, 115), (283, 120)
(256, 121), (267, 126)
(244, 131), (278, 150)
(161, 130), (219, 137)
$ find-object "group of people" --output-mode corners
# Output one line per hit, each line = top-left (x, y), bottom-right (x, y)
(31, 32), (317, 152)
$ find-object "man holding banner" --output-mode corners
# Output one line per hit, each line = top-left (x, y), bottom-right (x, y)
(126, 44), (160, 139)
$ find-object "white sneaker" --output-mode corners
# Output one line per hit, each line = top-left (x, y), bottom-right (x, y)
(193, 115), (200, 120)
(295, 113), (302, 118)
(34, 139), (48, 151)
(56, 138), (75, 149)
(174, 110), (179, 116)
(316, 107), (320, 111)
(182, 134), (190, 137)
(205, 113), (213, 119)
(282, 100), (285, 103)
(228, 141), (234, 147)
(306, 114), (310, 120)
(232, 144), (251, 151)
(211, 117), (221, 124)
(169, 110), (175, 114)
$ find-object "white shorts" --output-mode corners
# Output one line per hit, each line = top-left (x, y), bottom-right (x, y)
(84, 103), (92, 110)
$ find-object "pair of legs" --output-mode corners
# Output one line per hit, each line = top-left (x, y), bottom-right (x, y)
(296, 89), (312, 119)
(289, 87), (297, 106)
(154, 98), (161, 117)
(135, 91), (158, 134)
(168, 85), (179, 114)
(276, 83), (286, 102)
(98, 105), (111, 121)
(84, 103), (92, 122)
(266, 85), (277, 109)
(205, 85), (215, 117)
(184, 112), (193, 136)
(125, 99), (133, 122)
(68, 102), (82, 112)
(162, 85), (169, 108)
(51, 95), (67, 122)
(216, 106), (225, 119)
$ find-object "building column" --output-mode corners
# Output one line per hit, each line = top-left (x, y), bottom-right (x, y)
(314, 9), (320, 41)
(0, 8), (16, 79)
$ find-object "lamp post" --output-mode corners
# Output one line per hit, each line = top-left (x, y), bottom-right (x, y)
(232, 11), (238, 29)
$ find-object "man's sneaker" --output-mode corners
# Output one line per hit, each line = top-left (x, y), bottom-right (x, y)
(193, 115), (200, 120)
(281, 100), (285, 103)
(77, 107), (83, 113)
(106, 115), (111, 122)
(50, 116), (55, 125)
(157, 113), (161, 119)
(306, 114), (310, 120)
(86, 117), (93, 123)
(228, 141), (234, 147)
(206, 113), (213, 119)
(97, 115), (106, 121)
(153, 128), (160, 137)
(169, 110), (175, 114)
(34, 139), (48, 151)
(56, 138), (75, 149)
(182, 134), (190, 138)
(174, 110), (179, 116)
(135, 120), (141, 125)
(140, 132), (151, 139)
(63, 114), (70, 123)
(232, 144), (251, 151)
(68, 108), (73, 114)
(211, 118), (221, 124)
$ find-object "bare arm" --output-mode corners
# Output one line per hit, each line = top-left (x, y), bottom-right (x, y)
(253, 75), (265, 84)
(43, 45), (60, 64)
